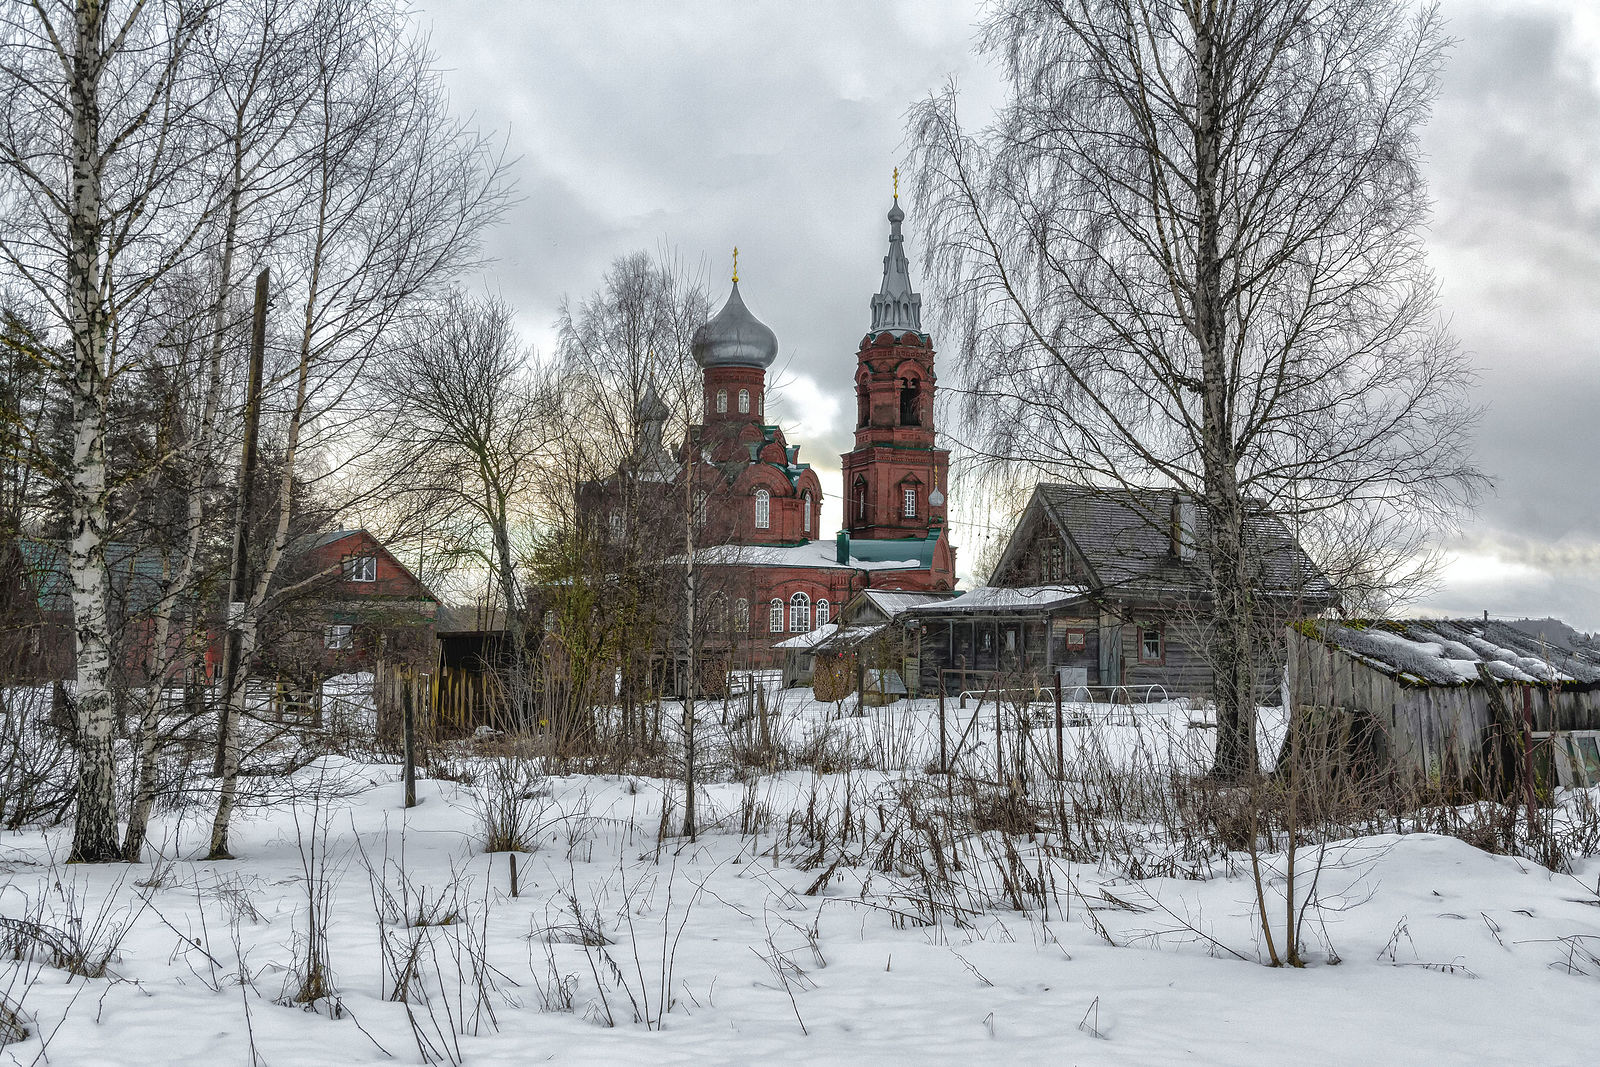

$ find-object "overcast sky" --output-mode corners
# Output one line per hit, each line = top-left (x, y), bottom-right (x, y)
(419, 0), (1600, 631)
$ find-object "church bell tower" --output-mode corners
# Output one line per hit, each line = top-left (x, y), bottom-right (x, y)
(839, 185), (951, 545)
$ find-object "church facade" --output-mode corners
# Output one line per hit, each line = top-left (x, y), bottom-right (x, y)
(671, 193), (957, 660)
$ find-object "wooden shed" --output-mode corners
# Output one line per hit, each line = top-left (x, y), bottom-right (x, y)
(1286, 618), (1600, 788)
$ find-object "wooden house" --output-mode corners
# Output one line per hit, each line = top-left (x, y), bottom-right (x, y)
(1286, 618), (1600, 788)
(1, 537), (171, 684)
(904, 484), (1334, 698)
(775, 588), (955, 698)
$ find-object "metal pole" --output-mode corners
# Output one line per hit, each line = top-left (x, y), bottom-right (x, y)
(212, 267), (268, 778)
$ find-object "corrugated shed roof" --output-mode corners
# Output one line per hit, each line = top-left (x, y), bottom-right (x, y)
(1033, 484), (1334, 602)
(905, 583), (1089, 616)
(859, 590), (956, 618)
(1300, 618), (1600, 689)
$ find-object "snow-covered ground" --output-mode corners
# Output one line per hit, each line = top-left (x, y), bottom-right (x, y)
(1, 686), (1597, 1065)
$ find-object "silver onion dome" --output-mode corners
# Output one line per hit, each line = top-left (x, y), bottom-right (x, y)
(692, 281), (778, 369)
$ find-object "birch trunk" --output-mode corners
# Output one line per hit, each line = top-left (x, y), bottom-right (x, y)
(65, 1), (120, 863)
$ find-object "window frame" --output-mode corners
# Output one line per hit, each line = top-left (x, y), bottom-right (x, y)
(754, 488), (770, 530)
(768, 598), (784, 633)
(802, 490), (812, 534)
(816, 599), (830, 627)
(1533, 730), (1600, 789)
(734, 598), (750, 632)
(324, 624), (353, 650)
(789, 591), (811, 632)
(716, 389), (727, 413)
(1138, 624), (1165, 665)
(738, 388), (750, 414)
(902, 484), (917, 519)
(343, 554), (377, 583)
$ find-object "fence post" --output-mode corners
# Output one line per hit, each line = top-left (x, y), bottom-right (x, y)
(938, 687), (948, 775)
(402, 671), (417, 809)
(1054, 676), (1064, 780)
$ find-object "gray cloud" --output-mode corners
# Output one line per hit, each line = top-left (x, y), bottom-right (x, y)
(419, 0), (1600, 627)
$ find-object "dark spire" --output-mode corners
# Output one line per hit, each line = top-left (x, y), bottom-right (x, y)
(870, 187), (922, 336)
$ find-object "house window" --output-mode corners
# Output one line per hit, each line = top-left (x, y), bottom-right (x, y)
(716, 389), (727, 413)
(802, 490), (812, 534)
(1139, 625), (1164, 664)
(738, 388), (750, 414)
(735, 598), (749, 632)
(789, 592), (811, 632)
(902, 485), (917, 519)
(1047, 541), (1065, 581)
(768, 598), (783, 632)
(608, 512), (623, 541)
(754, 489), (770, 530)
(324, 624), (353, 650)
(816, 599), (830, 627)
(343, 555), (376, 582)
(1064, 627), (1087, 651)
(1534, 731), (1600, 788)
(694, 491), (708, 527)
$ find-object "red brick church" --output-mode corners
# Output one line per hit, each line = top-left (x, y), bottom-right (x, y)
(671, 191), (956, 656)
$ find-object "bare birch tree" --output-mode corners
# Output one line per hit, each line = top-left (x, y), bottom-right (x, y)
(909, 0), (1484, 778)
(0, 0), (224, 860)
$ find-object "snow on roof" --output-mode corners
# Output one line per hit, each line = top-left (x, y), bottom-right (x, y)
(1301, 618), (1600, 689)
(904, 583), (1090, 616)
(692, 540), (925, 571)
(773, 623), (839, 651)
(859, 589), (956, 618)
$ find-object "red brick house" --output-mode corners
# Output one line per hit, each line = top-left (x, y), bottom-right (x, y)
(257, 528), (439, 680)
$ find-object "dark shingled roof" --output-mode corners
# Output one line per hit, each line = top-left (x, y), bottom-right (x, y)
(1031, 484), (1335, 604)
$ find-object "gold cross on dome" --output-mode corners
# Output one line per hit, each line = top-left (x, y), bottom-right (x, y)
(893, 167), (899, 199)
(732, 246), (739, 283)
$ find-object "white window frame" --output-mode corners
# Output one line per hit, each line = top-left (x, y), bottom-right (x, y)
(789, 592), (811, 632)
(343, 555), (377, 582)
(735, 598), (750, 632)
(902, 485), (917, 518)
(738, 388), (750, 414)
(324, 624), (353, 650)
(608, 512), (623, 540)
(816, 599), (830, 627)
(768, 598), (784, 633)
(716, 389), (727, 413)
(802, 490), (812, 534)
(754, 488), (770, 530)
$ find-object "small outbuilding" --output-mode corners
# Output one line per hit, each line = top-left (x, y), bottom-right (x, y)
(1286, 618), (1600, 789)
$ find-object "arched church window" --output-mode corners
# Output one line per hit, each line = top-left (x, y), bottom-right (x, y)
(735, 599), (750, 632)
(854, 477), (867, 521)
(694, 491), (708, 527)
(789, 592), (811, 632)
(708, 593), (728, 631)
(857, 384), (868, 428)
(899, 377), (921, 426)
(816, 599), (830, 627)
(738, 388), (750, 414)
(768, 598), (783, 632)
(802, 490), (812, 534)
(716, 389), (727, 413)
(754, 488), (770, 530)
